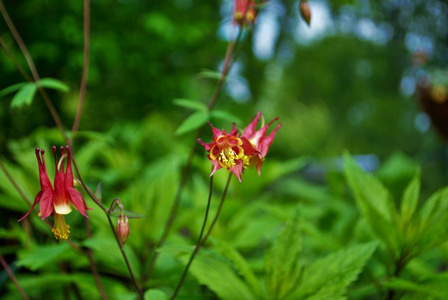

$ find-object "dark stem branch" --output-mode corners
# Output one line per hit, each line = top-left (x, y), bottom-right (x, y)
(0, 254), (29, 300)
(0, 36), (32, 81)
(170, 174), (214, 300)
(71, 0), (91, 137)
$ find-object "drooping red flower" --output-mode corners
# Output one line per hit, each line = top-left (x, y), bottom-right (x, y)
(242, 111), (281, 175)
(198, 122), (258, 182)
(233, 0), (258, 26)
(19, 146), (89, 240)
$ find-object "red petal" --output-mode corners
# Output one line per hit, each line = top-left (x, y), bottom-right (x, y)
(67, 188), (89, 217)
(39, 190), (54, 219)
(208, 122), (223, 140)
(65, 146), (74, 188)
(240, 137), (259, 156)
(242, 111), (262, 139)
(198, 138), (212, 151)
(18, 191), (42, 222)
(229, 160), (243, 182)
(259, 122), (282, 157)
(209, 159), (222, 177)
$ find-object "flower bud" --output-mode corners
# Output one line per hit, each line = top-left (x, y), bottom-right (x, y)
(299, 0), (311, 26)
(117, 215), (129, 247)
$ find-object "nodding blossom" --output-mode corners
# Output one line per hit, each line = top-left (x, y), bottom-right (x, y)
(233, 0), (258, 26)
(19, 146), (89, 240)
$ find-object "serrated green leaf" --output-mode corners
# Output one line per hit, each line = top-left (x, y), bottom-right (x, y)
(38, 78), (69, 93)
(177, 252), (255, 300)
(144, 289), (168, 300)
(175, 111), (209, 135)
(343, 153), (400, 255)
(17, 243), (72, 271)
(0, 82), (27, 98)
(211, 238), (261, 297)
(266, 212), (302, 300)
(344, 153), (396, 221)
(288, 242), (377, 300)
(173, 98), (206, 111)
(400, 171), (420, 228)
(10, 83), (37, 108)
(211, 110), (242, 124)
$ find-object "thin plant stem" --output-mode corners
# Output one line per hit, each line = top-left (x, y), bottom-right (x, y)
(0, 36), (32, 81)
(71, 158), (144, 299)
(206, 26), (242, 111)
(0, 159), (32, 207)
(85, 218), (108, 300)
(71, 0), (91, 137)
(144, 25), (244, 285)
(0, 254), (30, 300)
(200, 173), (232, 248)
(170, 174), (214, 300)
(0, 0), (69, 143)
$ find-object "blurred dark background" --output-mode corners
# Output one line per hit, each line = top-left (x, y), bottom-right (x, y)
(1, 0), (448, 188)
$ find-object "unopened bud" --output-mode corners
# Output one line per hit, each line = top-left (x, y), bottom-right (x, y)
(117, 215), (129, 247)
(299, 0), (311, 26)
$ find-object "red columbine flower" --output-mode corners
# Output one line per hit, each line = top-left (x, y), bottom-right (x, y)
(233, 0), (258, 25)
(19, 146), (89, 240)
(242, 111), (281, 175)
(198, 122), (258, 182)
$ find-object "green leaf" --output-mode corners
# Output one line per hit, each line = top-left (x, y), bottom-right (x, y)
(400, 171), (420, 228)
(211, 110), (242, 124)
(177, 252), (255, 300)
(344, 153), (396, 221)
(210, 238), (261, 297)
(197, 69), (223, 81)
(288, 242), (378, 300)
(266, 212), (302, 300)
(10, 83), (37, 108)
(17, 243), (72, 271)
(0, 82), (27, 98)
(175, 110), (209, 135)
(385, 276), (448, 299)
(38, 78), (69, 93)
(173, 98), (206, 111)
(109, 208), (145, 219)
(144, 289), (168, 300)
(343, 153), (400, 255)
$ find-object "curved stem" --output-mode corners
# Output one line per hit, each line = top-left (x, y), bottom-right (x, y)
(144, 25), (244, 285)
(200, 173), (232, 248)
(71, 158), (144, 299)
(0, 0), (69, 143)
(71, 0), (91, 138)
(0, 254), (29, 300)
(170, 174), (214, 300)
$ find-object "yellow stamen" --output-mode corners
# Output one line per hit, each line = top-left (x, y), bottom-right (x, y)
(52, 213), (70, 240)
(218, 146), (244, 169)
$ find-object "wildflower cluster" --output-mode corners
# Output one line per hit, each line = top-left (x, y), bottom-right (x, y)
(198, 111), (281, 181)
